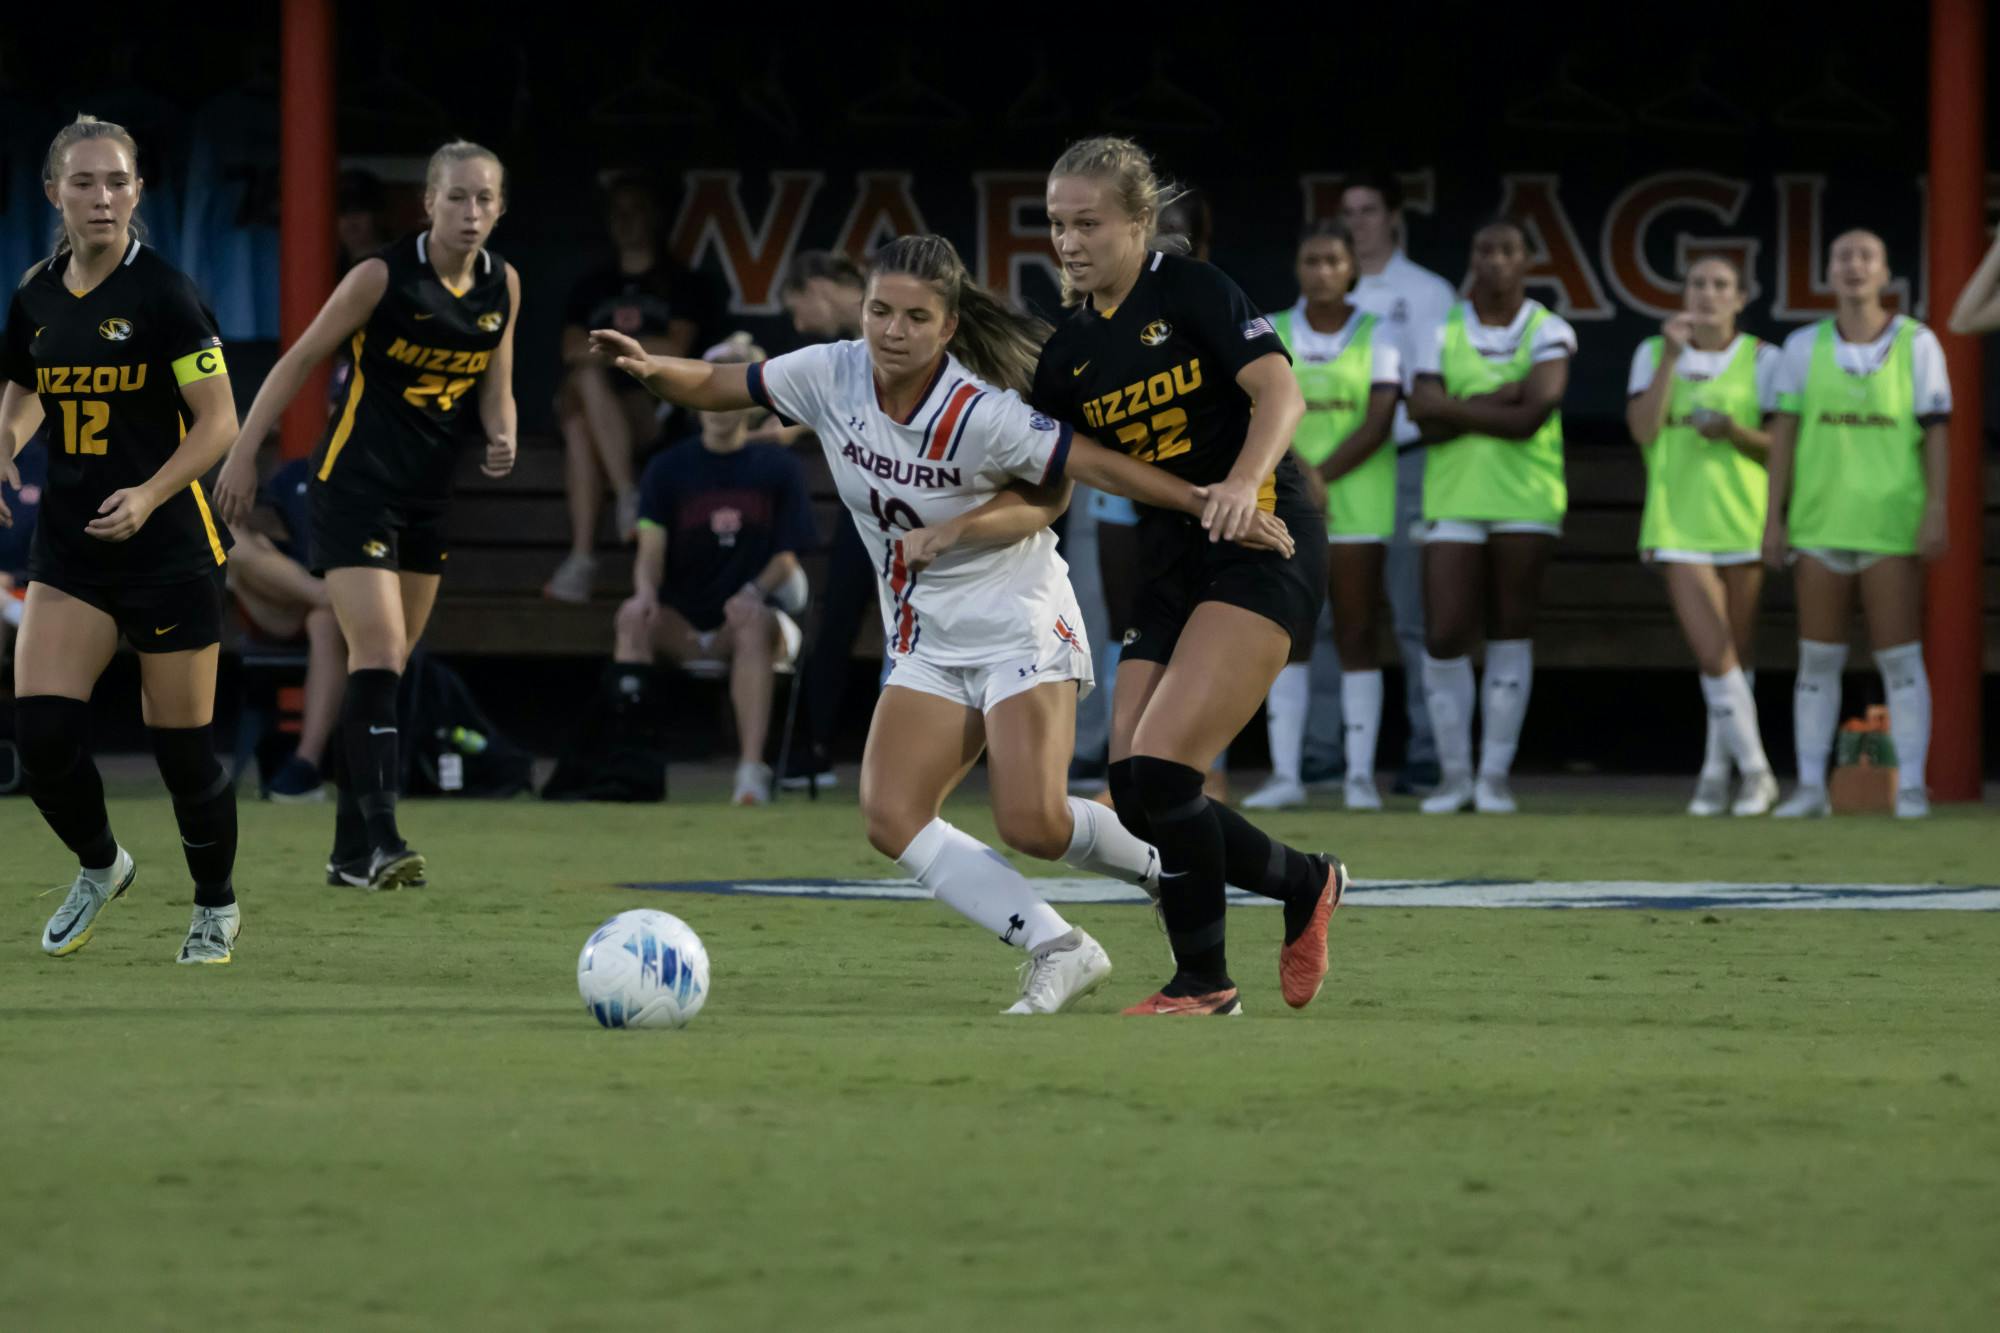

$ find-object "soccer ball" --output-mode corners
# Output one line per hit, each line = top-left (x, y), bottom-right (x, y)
(577, 909), (710, 1030)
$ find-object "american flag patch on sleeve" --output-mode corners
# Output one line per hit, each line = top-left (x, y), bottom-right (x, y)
(1241, 316), (1275, 341)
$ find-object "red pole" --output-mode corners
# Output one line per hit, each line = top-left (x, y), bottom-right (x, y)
(1926, 0), (1987, 802)
(278, 0), (336, 461)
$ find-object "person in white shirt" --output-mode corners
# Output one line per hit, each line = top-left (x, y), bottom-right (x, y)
(591, 234), (1294, 1013)
(1764, 230), (1951, 819)
(1626, 257), (1781, 817)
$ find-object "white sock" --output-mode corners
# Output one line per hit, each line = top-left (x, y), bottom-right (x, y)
(1477, 639), (1534, 779)
(1062, 795), (1158, 890)
(896, 818), (1069, 951)
(1423, 653), (1475, 779)
(1340, 669), (1383, 783)
(1263, 663), (1309, 785)
(1697, 674), (1729, 780)
(1793, 640), (1847, 790)
(1874, 641), (1931, 791)
(1700, 667), (1771, 777)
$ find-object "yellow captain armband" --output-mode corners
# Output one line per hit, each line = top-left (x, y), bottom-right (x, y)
(172, 344), (228, 386)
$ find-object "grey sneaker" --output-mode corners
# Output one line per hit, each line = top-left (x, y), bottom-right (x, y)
(543, 552), (596, 604)
(42, 848), (136, 957)
(177, 903), (241, 965)
(1004, 929), (1113, 1015)
(1687, 773), (1730, 817)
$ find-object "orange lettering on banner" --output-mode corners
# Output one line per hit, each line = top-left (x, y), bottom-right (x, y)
(835, 173), (928, 261)
(1773, 174), (1905, 319)
(974, 172), (1061, 303)
(1498, 175), (1612, 320)
(667, 171), (824, 314)
(1299, 170), (1435, 223)
(1601, 172), (1760, 319)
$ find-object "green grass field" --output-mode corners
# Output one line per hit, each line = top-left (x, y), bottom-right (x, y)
(4, 780), (1997, 1332)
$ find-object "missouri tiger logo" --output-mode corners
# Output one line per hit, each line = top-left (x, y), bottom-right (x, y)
(477, 312), (504, 333)
(363, 540), (389, 559)
(98, 318), (133, 341)
(1138, 319), (1172, 346)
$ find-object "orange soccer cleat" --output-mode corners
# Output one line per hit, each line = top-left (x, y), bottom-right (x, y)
(1278, 855), (1349, 1009)
(1121, 986), (1243, 1016)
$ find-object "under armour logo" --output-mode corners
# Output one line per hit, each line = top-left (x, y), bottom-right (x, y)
(847, 416), (868, 434)
(1000, 913), (1026, 945)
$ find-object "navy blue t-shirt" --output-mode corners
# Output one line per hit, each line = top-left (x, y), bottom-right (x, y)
(637, 437), (817, 629)
(259, 457), (314, 565)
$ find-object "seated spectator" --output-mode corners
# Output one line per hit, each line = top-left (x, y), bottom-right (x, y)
(547, 174), (719, 603)
(226, 457), (347, 802)
(780, 249), (865, 339)
(612, 335), (817, 806)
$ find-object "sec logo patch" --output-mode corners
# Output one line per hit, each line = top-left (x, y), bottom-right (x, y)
(1028, 413), (1058, 432)
(1138, 319), (1172, 346)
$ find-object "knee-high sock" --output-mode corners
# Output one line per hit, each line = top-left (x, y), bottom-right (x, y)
(16, 695), (117, 871)
(1874, 641), (1931, 791)
(1062, 795), (1159, 890)
(1130, 755), (1230, 986)
(1793, 640), (1847, 789)
(1477, 639), (1534, 779)
(1262, 663), (1309, 785)
(897, 818), (1068, 951)
(1208, 800), (1328, 943)
(149, 725), (238, 908)
(342, 668), (404, 851)
(1698, 676), (1729, 780)
(1106, 757), (1151, 845)
(1699, 668), (1771, 778)
(1423, 654), (1475, 780)
(1341, 669), (1384, 783)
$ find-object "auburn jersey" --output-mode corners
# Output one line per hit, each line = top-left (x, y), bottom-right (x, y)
(313, 231), (510, 498)
(3, 236), (231, 584)
(1032, 250), (1307, 511)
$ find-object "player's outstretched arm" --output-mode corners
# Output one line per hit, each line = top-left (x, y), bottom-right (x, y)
(215, 258), (389, 526)
(1064, 434), (1294, 557)
(589, 329), (756, 412)
(900, 481), (1073, 572)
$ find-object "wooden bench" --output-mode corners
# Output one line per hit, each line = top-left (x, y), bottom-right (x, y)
(426, 436), (2000, 670)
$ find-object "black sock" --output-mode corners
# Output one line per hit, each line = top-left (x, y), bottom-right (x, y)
(149, 725), (238, 908)
(17, 695), (117, 869)
(342, 668), (404, 852)
(1210, 802), (1327, 943)
(1129, 755), (1230, 991)
(324, 710), (367, 863)
(1106, 757), (1154, 846)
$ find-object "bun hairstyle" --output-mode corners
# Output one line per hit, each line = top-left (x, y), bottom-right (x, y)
(1047, 135), (1186, 307)
(868, 234), (1051, 397)
(42, 114), (146, 259)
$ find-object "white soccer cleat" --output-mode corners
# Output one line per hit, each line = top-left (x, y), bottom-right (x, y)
(177, 903), (241, 965)
(1421, 771), (1475, 814)
(1343, 774), (1383, 811)
(1239, 776), (1307, 810)
(732, 761), (773, 806)
(1772, 785), (1831, 819)
(41, 847), (136, 957)
(1894, 787), (1930, 820)
(1473, 775), (1517, 814)
(1005, 929), (1113, 1015)
(1732, 770), (1779, 817)
(1686, 773), (1730, 817)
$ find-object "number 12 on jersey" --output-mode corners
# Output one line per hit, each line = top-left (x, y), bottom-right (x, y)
(57, 399), (110, 455)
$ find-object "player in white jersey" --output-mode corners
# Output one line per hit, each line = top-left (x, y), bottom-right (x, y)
(591, 234), (1293, 1014)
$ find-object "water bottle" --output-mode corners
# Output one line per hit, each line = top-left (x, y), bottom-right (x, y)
(436, 725), (488, 755)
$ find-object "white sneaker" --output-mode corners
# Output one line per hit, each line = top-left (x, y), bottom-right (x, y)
(1343, 774), (1383, 811)
(1732, 770), (1779, 817)
(1772, 785), (1830, 818)
(1240, 776), (1307, 810)
(1687, 772), (1730, 817)
(732, 761), (773, 806)
(1473, 774), (1517, 814)
(543, 552), (595, 604)
(1421, 770), (1475, 814)
(177, 903), (241, 965)
(1894, 787), (1930, 819)
(1004, 929), (1113, 1014)
(41, 848), (136, 957)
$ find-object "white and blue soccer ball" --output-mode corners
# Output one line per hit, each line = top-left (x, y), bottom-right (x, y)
(577, 910), (710, 1030)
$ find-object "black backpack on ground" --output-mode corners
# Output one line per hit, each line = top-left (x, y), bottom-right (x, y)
(396, 648), (535, 799)
(540, 663), (667, 803)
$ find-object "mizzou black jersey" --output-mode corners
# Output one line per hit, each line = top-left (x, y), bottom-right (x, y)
(312, 231), (511, 499)
(1032, 250), (1306, 508)
(3, 236), (231, 585)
